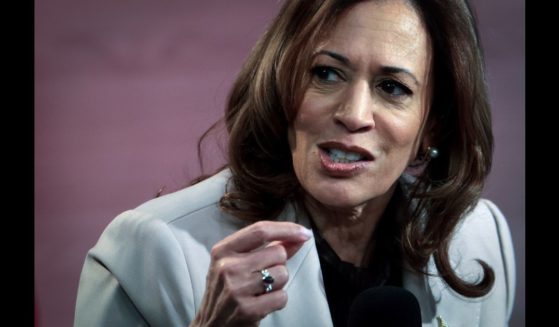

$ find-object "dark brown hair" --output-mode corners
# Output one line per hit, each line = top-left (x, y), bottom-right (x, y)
(204, 0), (494, 298)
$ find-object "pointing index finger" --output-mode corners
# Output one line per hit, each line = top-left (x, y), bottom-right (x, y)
(219, 221), (313, 254)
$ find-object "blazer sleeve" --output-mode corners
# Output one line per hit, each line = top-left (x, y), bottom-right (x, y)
(74, 210), (197, 327)
(74, 255), (149, 326)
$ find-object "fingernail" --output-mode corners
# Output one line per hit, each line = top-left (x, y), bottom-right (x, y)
(300, 227), (313, 239)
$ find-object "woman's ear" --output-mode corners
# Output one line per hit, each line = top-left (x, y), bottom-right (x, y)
(404, 118), (437, 176)
(420, 127), (434, 154)
(421, 113), (440, 153)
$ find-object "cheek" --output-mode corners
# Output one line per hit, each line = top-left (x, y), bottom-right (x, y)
(294, 95), (327, 130)
(289, 115), (312, 169)
(293, 111), (315, 130)
(291, 98), (330, 148)
(384, 116), (423, 157)
(290, 113), (312, 154)
(287, 126), (295, 151)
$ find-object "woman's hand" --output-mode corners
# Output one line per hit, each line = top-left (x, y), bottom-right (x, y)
(191, 221), (313, 327)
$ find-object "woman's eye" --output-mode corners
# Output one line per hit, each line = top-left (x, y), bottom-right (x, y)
(311, 66), (342, 83)
(378, 80), (412, 97)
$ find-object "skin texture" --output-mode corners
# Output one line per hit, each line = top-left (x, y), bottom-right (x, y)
(289, 0), (432, 264)
(191, 221), (312, 327)
(192, 1), (433, 325)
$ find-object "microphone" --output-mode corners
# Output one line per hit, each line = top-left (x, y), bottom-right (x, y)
(347, 286), (422, 327)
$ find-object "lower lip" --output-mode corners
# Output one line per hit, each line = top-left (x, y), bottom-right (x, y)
(318, 148), (371, 177)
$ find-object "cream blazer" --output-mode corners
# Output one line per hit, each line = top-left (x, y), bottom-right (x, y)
(74, 169), (516, 327)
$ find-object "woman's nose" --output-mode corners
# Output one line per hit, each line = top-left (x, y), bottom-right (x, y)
(333, 81), (375, 133)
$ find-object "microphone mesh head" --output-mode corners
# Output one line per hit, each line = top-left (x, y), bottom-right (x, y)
(347, 286), (421, 327)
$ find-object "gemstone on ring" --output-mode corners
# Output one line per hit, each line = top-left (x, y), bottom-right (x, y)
(265, 283), (273, 293)
(260, 269), (275, 293)
(261, 270), (274, 284)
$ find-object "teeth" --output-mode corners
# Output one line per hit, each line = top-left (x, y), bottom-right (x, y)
(328, 148), (364, 163)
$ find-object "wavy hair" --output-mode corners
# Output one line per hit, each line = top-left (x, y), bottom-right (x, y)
(202, 0), (494, 298)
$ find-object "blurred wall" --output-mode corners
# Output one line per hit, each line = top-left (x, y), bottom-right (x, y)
(34, 0), (524, 326)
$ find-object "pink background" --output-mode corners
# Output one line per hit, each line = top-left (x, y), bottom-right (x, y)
(35, 0), (525, 326)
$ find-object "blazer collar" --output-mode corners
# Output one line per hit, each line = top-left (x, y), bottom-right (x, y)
(268, 201), (481, 327)
(261, 203), (334, 327)
(275, 202), (317, 291)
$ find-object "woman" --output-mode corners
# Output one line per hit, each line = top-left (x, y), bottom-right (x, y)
(74, 0), (516, 326)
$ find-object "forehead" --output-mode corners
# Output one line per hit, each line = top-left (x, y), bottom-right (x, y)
(319, 0), (431, 71)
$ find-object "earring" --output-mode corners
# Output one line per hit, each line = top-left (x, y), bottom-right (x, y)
(404, 146), (439, 176)
(427, 146), (439, 159)
(420, 146), (439, 162)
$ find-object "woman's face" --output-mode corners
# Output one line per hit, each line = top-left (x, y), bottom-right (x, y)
(289, 0), (432, 209)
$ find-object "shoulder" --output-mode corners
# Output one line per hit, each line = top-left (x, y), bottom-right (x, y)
(445, 198), (516, 322)
(448, 198), (515, 282)
(458, 199), (509, 232)
(88, 168), (253, 282)
(94, 169), (248, 255)
(451, 199), (515, 265)
(134, 168), (232, 223)
(408, 199), (516, 326)
(94, 169), (239, 252)
(81, 169), (246, 324)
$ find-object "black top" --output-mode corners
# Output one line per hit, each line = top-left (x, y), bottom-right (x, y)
(310, 190), (403, 327)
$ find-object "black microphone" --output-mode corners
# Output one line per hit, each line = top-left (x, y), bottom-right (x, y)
(347, 286), (422, 327)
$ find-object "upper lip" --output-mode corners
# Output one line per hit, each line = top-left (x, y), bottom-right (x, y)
(318, 141), (374, 160)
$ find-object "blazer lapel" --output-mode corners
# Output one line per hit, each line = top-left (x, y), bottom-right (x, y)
(261, 204), (334, 327)
(403, 258), (482, 327)
(403, 266), (436, 325)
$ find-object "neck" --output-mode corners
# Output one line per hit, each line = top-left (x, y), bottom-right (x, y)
(306, 185), (396, 266)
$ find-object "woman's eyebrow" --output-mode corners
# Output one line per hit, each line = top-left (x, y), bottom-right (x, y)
(381, 66), (419, 86)
(314, 50), (419, 86)
(314, 50), (350, 65)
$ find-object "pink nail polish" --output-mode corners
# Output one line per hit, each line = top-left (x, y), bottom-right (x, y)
(300, 227), (313, 239)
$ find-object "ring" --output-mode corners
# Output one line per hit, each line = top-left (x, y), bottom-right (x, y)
(260, 269), (274, 293)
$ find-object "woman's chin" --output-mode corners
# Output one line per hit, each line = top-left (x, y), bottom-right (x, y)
(306, 188), (370, 209)
(302, 177), (394, 210)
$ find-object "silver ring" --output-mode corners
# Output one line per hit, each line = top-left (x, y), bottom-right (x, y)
(260, 269), (274, 293)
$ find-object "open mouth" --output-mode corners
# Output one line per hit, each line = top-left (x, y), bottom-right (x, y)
(317, 142), (374, 176)
(318, 142), (374, 163)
